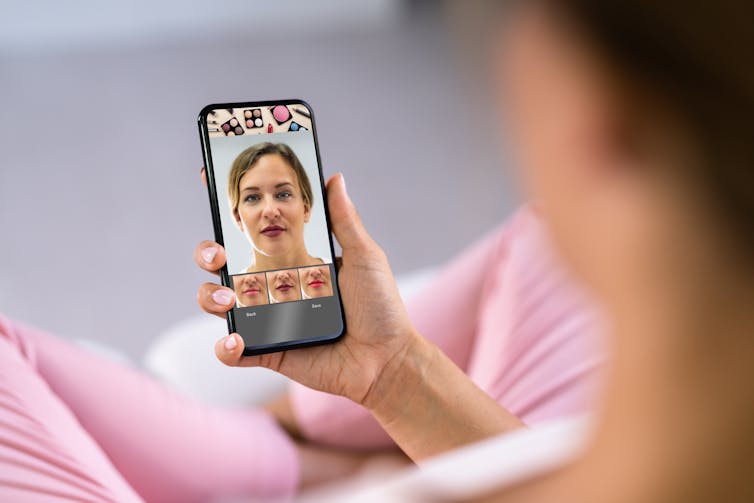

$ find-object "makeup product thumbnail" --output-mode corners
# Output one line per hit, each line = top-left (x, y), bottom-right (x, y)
(221, 117), (244, 136)
(293, 107), (311, 119)
(288, 121), (308, 132)
(271, 105), (292, 125)
(243, 108), (264, 129)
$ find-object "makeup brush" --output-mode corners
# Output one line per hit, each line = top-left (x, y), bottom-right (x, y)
(293, 107), (311, 119)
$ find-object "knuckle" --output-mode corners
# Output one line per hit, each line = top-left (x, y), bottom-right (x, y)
(362, 241), (386, 262)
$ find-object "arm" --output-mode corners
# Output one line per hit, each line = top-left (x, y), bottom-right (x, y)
(365, 330), (525, 461)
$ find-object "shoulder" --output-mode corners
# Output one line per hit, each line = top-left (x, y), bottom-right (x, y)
(306, 256), (325, 266)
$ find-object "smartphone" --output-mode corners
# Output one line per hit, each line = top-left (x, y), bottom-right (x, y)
(198, 100), (345, 355)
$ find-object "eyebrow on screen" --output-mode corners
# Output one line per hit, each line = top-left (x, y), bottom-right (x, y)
(241, 182), (293, 193)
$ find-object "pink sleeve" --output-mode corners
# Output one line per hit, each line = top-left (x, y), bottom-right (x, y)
(464, 209), (605, 425)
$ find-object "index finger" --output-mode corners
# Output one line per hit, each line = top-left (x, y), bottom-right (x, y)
(194, 240), (227, 275)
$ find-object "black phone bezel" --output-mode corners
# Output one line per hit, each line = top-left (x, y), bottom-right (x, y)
(197, 99), (346, 355)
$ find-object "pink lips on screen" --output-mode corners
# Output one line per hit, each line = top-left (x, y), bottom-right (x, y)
(243, 288), (260, 296)
(308, 280), (325, 288)
(276, 284), (293, 292)
(261, 225), (285, 237)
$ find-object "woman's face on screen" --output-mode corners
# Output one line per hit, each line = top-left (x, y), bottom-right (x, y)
(235, 154), (311, 258)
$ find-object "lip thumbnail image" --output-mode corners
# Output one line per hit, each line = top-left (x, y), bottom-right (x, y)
(299, 265), (333, 299)
(233, 272), (270, 307)
(266, 268), (302, 303)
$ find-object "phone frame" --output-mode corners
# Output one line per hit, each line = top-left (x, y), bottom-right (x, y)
(198, 99), (346, 355)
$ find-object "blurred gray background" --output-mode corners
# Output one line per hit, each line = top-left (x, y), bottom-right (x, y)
(0, 0), (519, 359)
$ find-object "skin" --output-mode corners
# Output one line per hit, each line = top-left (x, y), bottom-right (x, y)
(267, 269), (302, 303)
(233, 154), (322, 273)
(195, 4), (754, 500)
(300, 265), (333, 299)
(233, 273), (269, 307)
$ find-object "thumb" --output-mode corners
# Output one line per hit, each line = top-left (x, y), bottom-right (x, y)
(214, 333), (267, 368)
(326, 173), (373, 252)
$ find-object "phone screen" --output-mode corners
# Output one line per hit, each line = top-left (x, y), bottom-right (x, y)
(198, 100), (345, 354)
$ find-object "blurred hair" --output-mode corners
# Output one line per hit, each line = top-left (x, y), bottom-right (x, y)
(548, 0), (754, 254)
(228, 142), (313, 219)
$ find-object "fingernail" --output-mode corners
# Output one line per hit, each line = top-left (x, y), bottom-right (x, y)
(212, 289), (235, 305)
(201, 247), (217, 264)
(224, 335), (237, 351)
(339, 173), (347, 193)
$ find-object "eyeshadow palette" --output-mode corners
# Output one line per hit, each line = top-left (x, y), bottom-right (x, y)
(221, 117), (244, 136)
(288, 121), (308, 132)
(243, 108), (264, 129)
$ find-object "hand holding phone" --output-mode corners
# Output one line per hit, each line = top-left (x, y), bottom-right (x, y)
(198, 100), (345, 355)
(195, 171), (418, 408)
